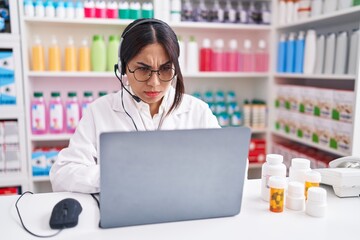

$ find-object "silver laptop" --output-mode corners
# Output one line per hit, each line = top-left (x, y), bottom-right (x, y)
(99, 127), (251, 228)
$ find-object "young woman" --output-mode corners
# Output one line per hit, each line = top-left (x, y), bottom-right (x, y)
(50, 18), (220, 193)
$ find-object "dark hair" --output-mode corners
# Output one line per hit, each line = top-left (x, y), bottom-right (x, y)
(120, 18), (185, 114)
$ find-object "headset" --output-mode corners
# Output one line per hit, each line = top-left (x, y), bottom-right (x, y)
(114, 18), (167, 103)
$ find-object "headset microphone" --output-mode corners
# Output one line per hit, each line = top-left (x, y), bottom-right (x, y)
(114, 64), (141, 103)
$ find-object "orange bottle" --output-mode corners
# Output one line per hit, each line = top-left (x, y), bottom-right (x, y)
(78, 38), (91, 71)
(31, 35), (45, 71)
(48, 36), (61, 71)
(65, 36), (77, 71)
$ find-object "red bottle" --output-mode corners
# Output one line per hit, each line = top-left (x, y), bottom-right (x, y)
(200, 38), (213, 72)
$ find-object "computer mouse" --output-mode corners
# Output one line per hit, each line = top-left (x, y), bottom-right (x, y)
(49, 198), (82, 229)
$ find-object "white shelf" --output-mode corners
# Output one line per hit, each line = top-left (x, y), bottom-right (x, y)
(0, 174), (26, 188)
(0, 106), (20, 119)
(32, 176), (50, 182)
(274, 73), (356, 80)
(184, 72), (269, 78)
(0, 34), (20, 42)
(23, 17), (271, 31)
(272, 131), (347, 157)
(277, 6), (360, 30)
(31, 134), (72, 141)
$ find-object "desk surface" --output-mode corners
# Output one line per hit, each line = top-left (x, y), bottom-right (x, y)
(1, 180), (359, 240)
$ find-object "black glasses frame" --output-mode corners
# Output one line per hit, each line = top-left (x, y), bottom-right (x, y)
(127, 66), (176, 82)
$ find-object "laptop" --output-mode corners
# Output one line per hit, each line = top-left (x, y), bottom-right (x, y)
(99, 127), (251, 228)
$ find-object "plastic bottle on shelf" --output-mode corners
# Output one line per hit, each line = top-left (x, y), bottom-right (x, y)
(106, 0), (118, 18)
(303, 29), (316, 74)
(261, 154), (287, 202)
(242, 39), (254, 72)
(118, 1), (130, 19)
(286, 0), (294, 24)
(193, 0), (208, 22)
(277, 33), (287, 73)
(314, 34), (325, 74)
(243, 99), (251, 127)
(142, 2), (154, 19)
(35, 0), (45, 18)
(24, 0), (35, 17)
(212, 39), (225, 72)
(177, 36), (186, 72)
(78, 38), (91, 71)
(129, 1), (141, 20)
(186, 36), (199, 73)
(31, 92), (47, 134)
(311, 0), (323, 17)
(91, 34), (106, 71)
(55, 0), (66, 18)
(98, 91), (108, 98)
(255, 39), (269, 72)
(261, 1), (271, 25)
(334, 31), (348, 74)
(81, 91), (94, 118)
(248, 1), (261, 24)
(49, 92), (64, 134)
(323, 32), (336, 74)
(75, 1), (84, 18)
(278, 0), (287, 25)
(294, 31), (305, 73)
(48, 35), (61, 71)
(182, 0), (193, 21)
(323, 0), (338, 14)
(65, 36), (77, 71)
(226, 39), (239, 72)
(95, 0), (106, 18)
(107, 35), (120, 72)
(65, 0), (75, 19)
(286, 32), (296, 73)
(236, 1), (248, 24)
(224, 0), (236, 23)
(84, 0), (95, 18)
(170, 0), (182, 22)
(293, 0), (300, 22)
(65, 92), (80, 133)
(44, 0), (55, 18)
(200, 38), (212, 72)
(347, 29), (359, 75)
(31, 35), (45, 71)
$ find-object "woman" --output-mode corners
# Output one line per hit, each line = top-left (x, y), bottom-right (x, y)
(50, 18), (220, 193)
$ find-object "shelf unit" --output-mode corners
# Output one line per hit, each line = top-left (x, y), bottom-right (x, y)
(18, 0), (272, 192)
(270, 3), (360, 160)
(0, 0), (28, 192)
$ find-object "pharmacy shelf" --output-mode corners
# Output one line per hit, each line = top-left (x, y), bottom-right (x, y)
(0, 174), (27, 188)
(271, 130), (347, 157)
(31, 134), (72, 141)
(32, 176), (50, 183)
(274, 73), (356, 80)
(23, 17), (271, 31)
(0, 106), (21, 119)
(28, 71), (269, 79)
(277, 5), (360, 30)
(0, 34), (20, 42)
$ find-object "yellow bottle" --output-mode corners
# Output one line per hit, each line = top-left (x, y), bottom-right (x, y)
(65, 36), (77, 71)
(31, 35), (45, 71)
(78, 38), (91, 71)
(48, 36), (61, 71)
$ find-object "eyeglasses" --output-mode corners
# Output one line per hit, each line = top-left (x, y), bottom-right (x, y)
(127, 66), (176, 82)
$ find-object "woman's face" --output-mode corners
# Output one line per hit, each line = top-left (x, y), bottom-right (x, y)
(126, 43), (173, 113)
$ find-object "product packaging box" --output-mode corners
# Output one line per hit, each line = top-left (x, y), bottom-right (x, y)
(0, 50), (16, 105)
(314, 88), (333, 119)
(275, 109), (287, 133)
(0, 144), (4, 173)
(312, 118), (332, 147)
(275, 85), (287, 110)
(248, 138), (266, 163)
(32, 149), (47, 176)
(330, 121), (352, 154)
(4, 143), (20, 172)
(45, 148), (59, 175)
(299, 87), (316, 115)
(297, 114), (314, 141)
(332, 90), (354, 123)
(288, 86), (301, 112)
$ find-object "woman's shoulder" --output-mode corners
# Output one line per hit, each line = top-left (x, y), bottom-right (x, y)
(180, 93), (209, 109)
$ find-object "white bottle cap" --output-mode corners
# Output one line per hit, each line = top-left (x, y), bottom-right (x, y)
(215, 39), (224, 48)
(51, 35), (58, 45)
(305, 170), (321, 183)
(291, 158), (311, 169)
(268, 176), (287, 189)
(306, 187), (327, 217)
(229, 39), (238, 50)
(298, 31), (305, 40)
(266, 154), (284, 164)
(202, 38), (211, 48)
(244, 39), (252, 49)
(258, 40), (266, 49)
(68, 36), (74, 46)
(286, 181), (305, 211)
(289, 32), (296, 40)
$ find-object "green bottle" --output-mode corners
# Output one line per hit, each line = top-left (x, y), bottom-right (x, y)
(354, 0), (360, 6)
(107, 35), (120, 72)
(91, 35), (106, 72)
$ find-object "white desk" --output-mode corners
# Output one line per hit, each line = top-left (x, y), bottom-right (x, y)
(1, 180), (359, 240)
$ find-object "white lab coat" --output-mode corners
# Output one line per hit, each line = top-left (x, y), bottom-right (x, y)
(50, 87), (220, 193)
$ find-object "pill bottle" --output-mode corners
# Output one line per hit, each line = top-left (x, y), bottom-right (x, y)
(261, 154), (286, 202)
(268, 176), (287, 213)
(305, 170), (321, 199)
(286, 181), (305, 211)
(289, 158), (311, 183)
(306, 187), (327, 217)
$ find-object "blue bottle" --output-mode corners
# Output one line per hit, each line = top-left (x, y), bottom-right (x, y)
(294, 31), (305, 73)
(277, 34), (287, 73)
(286, 32), (296, 73)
